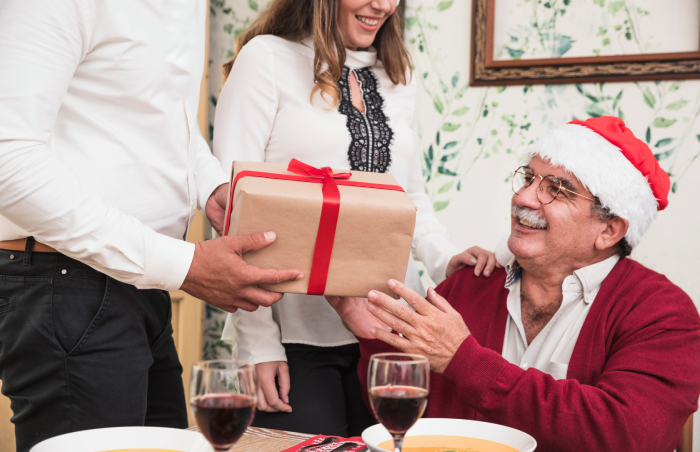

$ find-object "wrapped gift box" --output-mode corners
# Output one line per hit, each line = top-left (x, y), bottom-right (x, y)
(224, 160), (417, 297)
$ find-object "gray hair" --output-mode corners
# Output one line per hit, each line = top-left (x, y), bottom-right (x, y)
(590, 198), (632, 257)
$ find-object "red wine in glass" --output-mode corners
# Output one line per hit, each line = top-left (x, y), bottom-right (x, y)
(368, 353), (430, 452)
(192, 394), (255, 450)
(190, 360), (257, 452)
(370, 386), (428, 433)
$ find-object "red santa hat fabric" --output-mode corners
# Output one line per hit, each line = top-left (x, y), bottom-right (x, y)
(526, 116), (670, 248)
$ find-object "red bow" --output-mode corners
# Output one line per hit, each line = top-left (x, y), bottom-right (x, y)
(286, 159), (351, 295)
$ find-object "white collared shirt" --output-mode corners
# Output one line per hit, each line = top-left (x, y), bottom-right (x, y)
(0, 0), (228, 290)
(501, 254), (620, 379)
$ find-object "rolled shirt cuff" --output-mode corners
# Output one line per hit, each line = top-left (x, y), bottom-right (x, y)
(134, 233), (195, 291)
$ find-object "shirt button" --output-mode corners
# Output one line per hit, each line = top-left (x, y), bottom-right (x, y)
(521, 363), (529, 370)
(61, 269), (67, 275)
(9, 254), (14, 260)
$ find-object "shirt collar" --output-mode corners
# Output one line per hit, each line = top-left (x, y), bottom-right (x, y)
(301, 36), (377, 69)
(504, 256), (521, 288)
(504, 254), (620, 303)
(572, 254), (620, 303)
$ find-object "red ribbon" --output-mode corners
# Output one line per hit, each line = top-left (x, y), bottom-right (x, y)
(224, 159), (405, 295)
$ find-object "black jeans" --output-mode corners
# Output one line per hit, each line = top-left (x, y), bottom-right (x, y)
(252, 343), (376, 437)
(0, 241), (187, 452)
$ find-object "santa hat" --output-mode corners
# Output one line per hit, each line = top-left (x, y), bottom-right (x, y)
(525, 116), (670, 248)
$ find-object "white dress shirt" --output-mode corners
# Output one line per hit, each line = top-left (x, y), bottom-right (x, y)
(501, 254), (620, 379)
(213, 35), (461, 363)
(0, 0), (229, 290)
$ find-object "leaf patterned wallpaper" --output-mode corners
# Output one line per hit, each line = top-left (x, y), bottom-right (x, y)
(203, 0), (700, 361)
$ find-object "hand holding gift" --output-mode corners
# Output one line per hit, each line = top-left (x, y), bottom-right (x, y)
(181, 231), (303, 313)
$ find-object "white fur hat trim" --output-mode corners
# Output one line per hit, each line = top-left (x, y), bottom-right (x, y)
(525, 123), (657, 248)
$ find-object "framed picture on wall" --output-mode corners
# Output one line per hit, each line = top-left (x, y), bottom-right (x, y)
(470, 0), (700, 86)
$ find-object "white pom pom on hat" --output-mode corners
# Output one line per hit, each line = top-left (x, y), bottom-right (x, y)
(525, 116), (670, 249)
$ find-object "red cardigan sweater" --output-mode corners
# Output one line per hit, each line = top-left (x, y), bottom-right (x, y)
(358, 258), (700, 452)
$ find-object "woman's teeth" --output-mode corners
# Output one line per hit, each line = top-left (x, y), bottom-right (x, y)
(356, 16), (380, 26)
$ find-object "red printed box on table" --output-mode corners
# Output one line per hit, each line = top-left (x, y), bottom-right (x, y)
(223, 159), (416, 297)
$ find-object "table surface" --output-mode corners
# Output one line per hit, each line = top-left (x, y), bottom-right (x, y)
(188, 426), (315, 452)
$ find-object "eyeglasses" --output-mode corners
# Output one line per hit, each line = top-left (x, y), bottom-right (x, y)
(511, 166), (595, 205)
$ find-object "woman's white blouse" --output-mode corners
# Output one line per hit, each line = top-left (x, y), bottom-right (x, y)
(213, 35), (460, 363)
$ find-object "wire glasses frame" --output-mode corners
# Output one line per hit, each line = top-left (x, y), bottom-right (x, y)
(512, 166), (595, 205)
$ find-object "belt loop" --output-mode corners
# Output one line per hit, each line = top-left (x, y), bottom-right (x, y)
(23, 237), (35, 267)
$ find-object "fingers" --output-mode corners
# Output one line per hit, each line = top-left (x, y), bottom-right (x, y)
(325, 295), (341, 309)
(259, 367), (292, 413)
(483, 252), (497, 277)
(368, 288), (421, 322)
(386, 279), (436, 316)
(236, 286), (283, 309)
(474, 251), (488, 277)
(256, 383), (271, 412)
(426, 287), (453, 314)
(458, 252), (478, 267)
(366, 297), (413, 337)
(235, 231), (278, 254)
(277, 364), (291, 405)
(209, 298), (257, 313)
(251, 267), (303, 286)
(371, 326), (411, 351)
(214, 183), (229, 209)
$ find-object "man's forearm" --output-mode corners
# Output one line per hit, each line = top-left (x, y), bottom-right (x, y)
(442, 335), (692, 452)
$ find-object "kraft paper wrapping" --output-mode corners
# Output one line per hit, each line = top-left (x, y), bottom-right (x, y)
(225, 161), (417, 297)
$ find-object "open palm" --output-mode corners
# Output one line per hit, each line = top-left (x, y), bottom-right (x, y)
(325, 296), (391, 339)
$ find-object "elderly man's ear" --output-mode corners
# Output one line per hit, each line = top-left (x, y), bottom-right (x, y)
(595, 217), (629, 251)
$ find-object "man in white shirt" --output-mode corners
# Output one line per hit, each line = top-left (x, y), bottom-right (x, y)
(0, 0), (301, 450)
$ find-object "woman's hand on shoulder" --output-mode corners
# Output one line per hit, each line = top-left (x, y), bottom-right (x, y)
(446, 246), (501, 279)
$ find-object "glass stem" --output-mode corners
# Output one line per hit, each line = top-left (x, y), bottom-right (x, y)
(392, 433), (405, 452)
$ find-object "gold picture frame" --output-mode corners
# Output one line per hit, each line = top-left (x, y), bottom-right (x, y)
(470, 0), (700, 86)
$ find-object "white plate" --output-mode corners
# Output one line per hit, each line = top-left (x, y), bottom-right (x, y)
(30, 426), (215, 452)
(362, 418), (537, 452)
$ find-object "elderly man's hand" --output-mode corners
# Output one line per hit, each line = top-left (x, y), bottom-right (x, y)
(366, 279), (471, 373)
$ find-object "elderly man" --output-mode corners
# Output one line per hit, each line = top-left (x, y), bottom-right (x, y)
(328, 117), (700, 452)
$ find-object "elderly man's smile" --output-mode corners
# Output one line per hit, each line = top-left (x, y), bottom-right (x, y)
(512, 205), (548, 231)
(517, 218), (546, 230)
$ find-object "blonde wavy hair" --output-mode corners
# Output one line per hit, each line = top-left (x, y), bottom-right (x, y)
(221, 0), (411, 109)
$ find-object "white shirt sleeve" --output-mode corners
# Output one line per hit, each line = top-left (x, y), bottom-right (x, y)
(405, 79), (461, 284)
(213, 37), (286, 363)
(0, 0), (194, 291)
(193, 131), (230, 211)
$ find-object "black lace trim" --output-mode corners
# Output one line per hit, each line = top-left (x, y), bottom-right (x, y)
(337, 67), (393, 173)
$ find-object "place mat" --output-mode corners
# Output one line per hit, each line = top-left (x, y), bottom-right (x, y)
(186, 425), (315, 451)
(280, 434), (366, 452)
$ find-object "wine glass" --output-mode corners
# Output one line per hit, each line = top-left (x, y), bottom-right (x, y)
(368, 353), (430, 452)
(190, 360), (257, 451)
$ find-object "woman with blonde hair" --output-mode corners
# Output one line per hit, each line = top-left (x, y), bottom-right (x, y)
(213, 0), (497, 435)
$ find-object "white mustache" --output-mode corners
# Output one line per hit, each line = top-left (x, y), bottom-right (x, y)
(512, 205), (548, 229)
